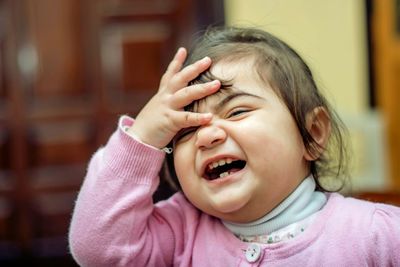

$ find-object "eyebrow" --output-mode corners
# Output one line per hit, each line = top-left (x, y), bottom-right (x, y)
(213, 90), (263, 114)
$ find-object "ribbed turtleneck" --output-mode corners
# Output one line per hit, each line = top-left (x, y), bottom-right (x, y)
(222, 175), (327, 237)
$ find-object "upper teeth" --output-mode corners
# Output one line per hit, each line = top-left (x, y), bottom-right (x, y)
(208, 158), (234, 170)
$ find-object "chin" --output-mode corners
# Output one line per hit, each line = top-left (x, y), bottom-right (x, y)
(209, 199), (251, 221)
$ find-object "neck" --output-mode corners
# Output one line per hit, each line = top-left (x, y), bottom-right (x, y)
(222, 175), (327, 236)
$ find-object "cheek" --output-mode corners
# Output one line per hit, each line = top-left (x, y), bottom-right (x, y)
(173, 144), (193, 179)
(242, 118), (304, 161)
(173, 146), (197, 199)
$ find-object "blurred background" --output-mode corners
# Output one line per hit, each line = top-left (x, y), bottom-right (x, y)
(0, 0), (399, 265)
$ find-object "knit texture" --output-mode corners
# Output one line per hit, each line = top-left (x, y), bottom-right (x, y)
(69, 118), (400, 266)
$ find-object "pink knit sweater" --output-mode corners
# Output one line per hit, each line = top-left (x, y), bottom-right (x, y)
(69, 121), (400, 266)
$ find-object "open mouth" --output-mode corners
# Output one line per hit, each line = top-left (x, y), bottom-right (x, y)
(203, 158), (246, 180)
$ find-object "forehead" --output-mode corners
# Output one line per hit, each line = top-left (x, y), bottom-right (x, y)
(193, 58), (274, 109)
(211, 57), (258, 82)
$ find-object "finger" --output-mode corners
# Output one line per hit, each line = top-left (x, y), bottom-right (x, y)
(167, 47), (187, 74)
(160, 48), (187, 85)
(172, 80), (220, 108)
(174, 111), (213, 129)
(169, 56), (212, 92)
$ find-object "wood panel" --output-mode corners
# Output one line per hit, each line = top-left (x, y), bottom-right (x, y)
(371, 0), (400, 190)
(26, 0), (85, 97)
(0, 0), (224, 264)
(354, 191), (400, 207)
(100, 21), (171, 113)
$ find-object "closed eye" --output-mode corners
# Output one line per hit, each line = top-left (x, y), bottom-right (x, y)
(227, 109), (250, 118)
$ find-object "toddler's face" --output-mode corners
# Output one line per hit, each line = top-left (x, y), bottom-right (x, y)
(173, 58), (310, 223)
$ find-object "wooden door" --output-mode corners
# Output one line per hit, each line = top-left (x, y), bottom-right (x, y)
(0, 0), (224, 265)
(371, 0), (400, 191)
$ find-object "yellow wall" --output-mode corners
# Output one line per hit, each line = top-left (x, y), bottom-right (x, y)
(224, 0), (368, 115)
(224, 0), (389, 191)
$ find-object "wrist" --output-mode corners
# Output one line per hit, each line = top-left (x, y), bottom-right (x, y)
(119, 116), (172, 154)
(126, 124), (159, 148)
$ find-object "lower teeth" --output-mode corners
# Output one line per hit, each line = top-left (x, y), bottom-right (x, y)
(219, 172), (229, 178)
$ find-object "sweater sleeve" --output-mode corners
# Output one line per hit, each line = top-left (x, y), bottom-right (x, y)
(369, 203), (400, 266)
(68, 117), (176, 266)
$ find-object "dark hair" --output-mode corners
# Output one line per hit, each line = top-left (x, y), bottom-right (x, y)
(162, 26), (350, 192)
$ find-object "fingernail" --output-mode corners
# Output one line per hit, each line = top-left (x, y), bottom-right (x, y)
(202, 56), (211, 63)
(202, 113), (213, 119)
(176, 47), (184, 55)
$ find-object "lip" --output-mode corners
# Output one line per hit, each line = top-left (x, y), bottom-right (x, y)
(199, 154), (244, 179)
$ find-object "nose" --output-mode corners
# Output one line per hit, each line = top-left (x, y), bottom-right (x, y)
(195, 123), (227, 150)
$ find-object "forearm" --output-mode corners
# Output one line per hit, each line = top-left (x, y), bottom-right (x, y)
(69, 120), (169, 266)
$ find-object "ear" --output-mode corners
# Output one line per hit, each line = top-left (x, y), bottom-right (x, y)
(304, 107), (331, 161)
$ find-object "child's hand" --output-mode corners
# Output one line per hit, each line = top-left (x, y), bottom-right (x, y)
(128, 47), (220, 149)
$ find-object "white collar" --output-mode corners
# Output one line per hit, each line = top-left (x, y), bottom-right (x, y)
(222, 175), (327, 236)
